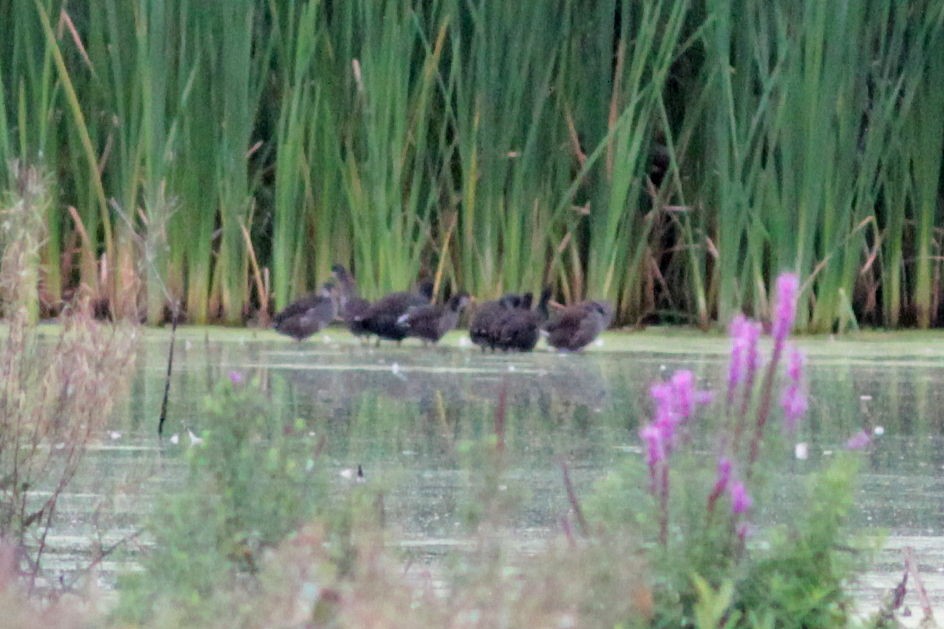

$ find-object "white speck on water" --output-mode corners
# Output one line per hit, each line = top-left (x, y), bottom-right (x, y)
(873, 426), (885, 436)
(187, 429), (204, 446)
(660, 364), (667, 371)
(391, 362), (401, 374)
(860, 394), (872, 401)
(108, 431), (121, 440)
(794, 442), (809, 460)
(507, 365), (516, 372)
(299, 582), (319, 605)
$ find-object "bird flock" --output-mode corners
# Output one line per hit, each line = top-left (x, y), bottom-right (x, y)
(273, 264), (614, 352)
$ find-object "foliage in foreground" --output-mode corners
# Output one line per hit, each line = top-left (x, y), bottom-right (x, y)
(114, 373), (330, 625)
(0, 165), (137, 591)
(97, 277), (904, 628)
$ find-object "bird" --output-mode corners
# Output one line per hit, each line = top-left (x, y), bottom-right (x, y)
(397, 292), (471, 346)
(331, 264), (371, 340)
(495, 287), (552, 352)
(543, 300), (614, 352)
(469, 293), (523, 352)
(355, 280), (435, 345)
(272, 281), (338, 342)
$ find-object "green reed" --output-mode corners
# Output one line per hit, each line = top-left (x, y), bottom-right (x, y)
(0, 1), (942, 329)
(906, 29), (944, 328)
(448, 0), (573, 298)
(700, 0), (944, 331)
(582, 0), (689, 320)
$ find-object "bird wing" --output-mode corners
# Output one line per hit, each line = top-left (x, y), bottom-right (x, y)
(273, 294), (321, 324)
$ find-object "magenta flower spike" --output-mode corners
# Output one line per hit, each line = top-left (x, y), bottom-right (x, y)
(780, 346), (808, 432)
(730, 480), (752, 515)
(228, 370), (245, 386)
(727, 316), (747, 402)
(743, 320), (762, 382)
(707, 457), (732, 513)
(772, 273), (800, 346)
(671, 370), (696, 418)
(666, 370), (713, 423)
(786, 344), (804, 381)
(845, 430), (872, 450)
(715, 457), (732, 488)
(728, 314), (763, 406)
(650, 381), (675, 424)
(640, 424), (665, 467)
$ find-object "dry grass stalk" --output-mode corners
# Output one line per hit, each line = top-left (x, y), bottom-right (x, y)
(0, 164), (139, 591)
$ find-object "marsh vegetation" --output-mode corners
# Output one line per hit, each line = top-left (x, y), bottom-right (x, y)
(3, 1), (944, 626)
(0, 1), (942, 330)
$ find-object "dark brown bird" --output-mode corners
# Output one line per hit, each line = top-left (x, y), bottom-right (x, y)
(273, 282), (338, 342)
(495, 287), (551, 352)
(543, 300), (613, 352)
(331, 264), (371, 340)
(397, 292), (471, 346)
(355, 280), (435, 345)
(469, 293), (522, 352)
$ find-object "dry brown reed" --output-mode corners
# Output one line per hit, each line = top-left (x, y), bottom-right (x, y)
(0, 163), (138, 592)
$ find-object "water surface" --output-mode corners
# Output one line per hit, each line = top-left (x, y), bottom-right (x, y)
(44, 326), (944, 620)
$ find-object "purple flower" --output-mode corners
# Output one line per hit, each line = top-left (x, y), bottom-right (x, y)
(671, 370), (696, 418)
(640, 371), (713, 500)
(845, 430), (872, 450)
(650, 381), (675, 426)
(640, 424), (665, 468)
(786, 345), (804, 381)
(640, 424), (665, 493)
(780, 346), (807, 431)
(667, 370), (713, 422)
(714, 457), (732, 489)
(744, 325), (761, 376)
(730, 480), (752, 515)
(781, 386), (808, 432)
(772, 273), (800, 345)
(707, 457), (732, 512)
(228, 370), (245, 386)
(727, 315), (762, 404)
(727, 317), (746, 398)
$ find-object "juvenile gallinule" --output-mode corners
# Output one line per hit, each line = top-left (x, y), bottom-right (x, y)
(543, 300), (613, 352)
(496, 287), (551, 352)
(397, 292), (471, 346)
(331, 264), (371, 340)
(356, 280), (435, 345)
(272, 282), (338, 342)
(469, 293), (522, 352)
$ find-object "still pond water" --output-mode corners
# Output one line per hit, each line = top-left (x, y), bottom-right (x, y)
(48, 327), (944, 618)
